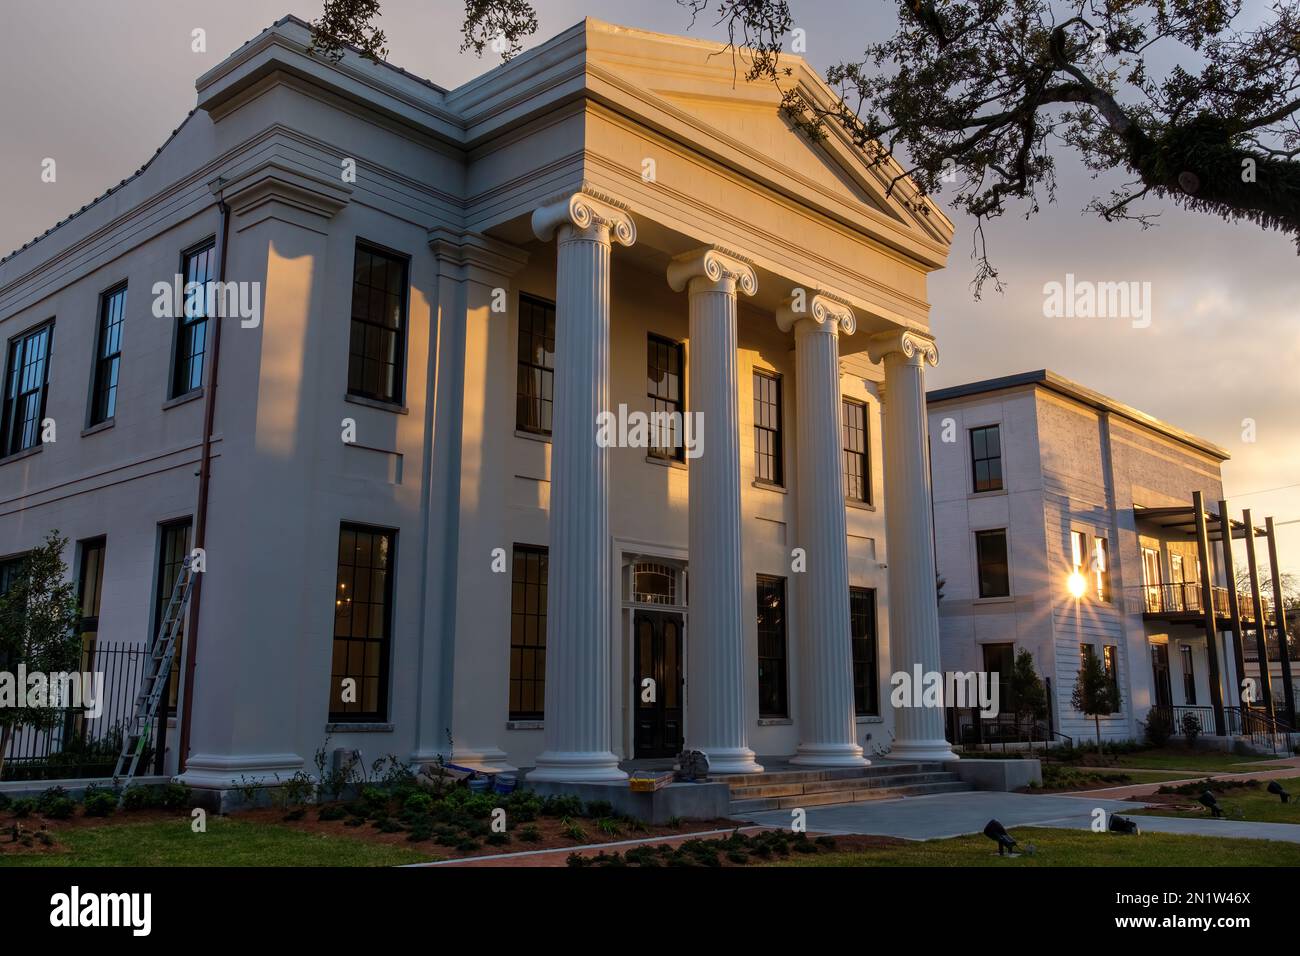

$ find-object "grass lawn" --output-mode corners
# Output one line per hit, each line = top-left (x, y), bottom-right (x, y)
(1066, 749), (1282, 774)
(772, 827), (1300, 866)
(0, 815), (438, 867)
(1133, 776), (1300, 825)
(1033, 767), (1202, 792)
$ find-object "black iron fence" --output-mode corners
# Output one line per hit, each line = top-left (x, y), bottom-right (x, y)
(1, 641), (151, 781)
(1147, 704), (1295, 755)
(944, 706), (1073, 750)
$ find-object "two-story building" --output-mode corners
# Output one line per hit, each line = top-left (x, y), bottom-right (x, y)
(0, 16), (961, 793)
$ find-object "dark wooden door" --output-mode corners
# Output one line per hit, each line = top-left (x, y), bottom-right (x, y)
(633, 610), (684, 758)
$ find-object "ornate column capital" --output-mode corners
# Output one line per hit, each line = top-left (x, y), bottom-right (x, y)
(775, 290), (856, 336)
(866, 328), (939, 367)
(531, 191), (636, 247)
(667, 247), (758, 297)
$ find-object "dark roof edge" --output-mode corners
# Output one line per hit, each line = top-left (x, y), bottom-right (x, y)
(926, 369), (1230, 462)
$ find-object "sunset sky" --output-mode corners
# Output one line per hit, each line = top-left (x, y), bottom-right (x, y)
(3, 0), (1296, 576)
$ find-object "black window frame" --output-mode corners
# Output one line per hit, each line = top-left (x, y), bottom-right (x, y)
(1103, 643), (1120, 707)
(1, 320), (54, 458)
(330, 522), (397, 723)
(347, 241), (410, 406)
(1180, 644), (1197, 704)
(515, 294), (556, 437)
(975, 528), (1011, 598)
(77, 537), (107, 670)
(969, 424), (1003, 493)
(753, 369), (784, 486)
(842, 397), (870, 503)
(756, 574), (789, 718)
(508, 543), (549, 721)
(90, 283), (127, 426)
(647, 332), (686, 462)
(171, 239), (216, 399)
(850, 586), (879, 716)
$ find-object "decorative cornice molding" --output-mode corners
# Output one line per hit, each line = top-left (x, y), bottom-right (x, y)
(217, 159), (352, 232)
(666, 247), (758, 296)
(776, 289), (856, 336)
(531, 190), (636, 246)
(427, 226), (530, 282)
(866, 328), (939, 367)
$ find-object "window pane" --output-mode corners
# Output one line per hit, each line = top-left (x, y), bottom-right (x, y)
(976, 529), (1010, 598)
(329, 524), (395, 721)
(516, 296), (557, 435)
(346, 244), (408, 403)
(756, 575), (788, 717)
(508, 545), (548, 719)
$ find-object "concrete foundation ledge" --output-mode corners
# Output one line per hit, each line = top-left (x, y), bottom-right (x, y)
(527, 779), (732, 824)
(0, 775), (169, 800)
(944, 758), (1041, 791)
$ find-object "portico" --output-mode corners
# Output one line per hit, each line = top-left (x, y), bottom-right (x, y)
(520, 181), (954, 778)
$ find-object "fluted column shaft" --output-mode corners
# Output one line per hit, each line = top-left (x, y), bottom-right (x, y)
(779, 295), (868, 766)
(527, 193), (634, 783)
(868, 329), (958, 762)
(668, 249), (762, 774)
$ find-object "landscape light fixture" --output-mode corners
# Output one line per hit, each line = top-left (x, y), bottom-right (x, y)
(1067, 572), (1087, 599)
(1199, 790), (1224, 818)
(1268, 780), (1290, 803)
(983, 819), (1019, 856)
(1108, 814), (1140, 835)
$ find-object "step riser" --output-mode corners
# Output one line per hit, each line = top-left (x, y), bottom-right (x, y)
(728, 772), (958, 799)
(715, 762), (945, 786)
(729, 781), (971, 814)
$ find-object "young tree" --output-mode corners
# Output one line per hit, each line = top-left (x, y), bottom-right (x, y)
(311, 1), (1300, 293)
(1071, 646), (1118, 746)
(1008, 649), (1048, 740)
(0, 532), (83, 779)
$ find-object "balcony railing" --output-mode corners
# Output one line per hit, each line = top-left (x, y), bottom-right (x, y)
(1142, 581), (1272, 620)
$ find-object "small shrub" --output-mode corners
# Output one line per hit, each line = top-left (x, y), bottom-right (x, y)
(0, 793), (11, 812)
(456, 838), (480, 852)
(377, 818), (404, 833)
(519, 824), (542, 843)
(562, 818), (588, 842)
(541, 794), (583, 818)
(584, 799), (614, 819)
(157, 783), (193, 810)
(1143, 711), (1173, 748)
(318, 803), (348, 821)
(404, 792), (435, 816)
(82, 791), (117, 818)
(12, 798), (36, 818)
(596, 817), (622, 837)
(43, 797), (76, 820)
(486, 831), (510, 846)
(36, 786), (70, 814)
(121, 787), (156, 811)
(407, 822), (433, 842)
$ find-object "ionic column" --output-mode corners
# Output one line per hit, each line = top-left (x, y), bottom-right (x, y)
(867, 329), (958, 762)
(778, 293), (869, 767)
(526, 192), (635, 783)
(668, 248), (763, 774)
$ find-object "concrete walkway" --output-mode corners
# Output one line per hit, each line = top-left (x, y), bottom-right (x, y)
(736, 787), (1300, 845)
(734, 790), (1133, 841)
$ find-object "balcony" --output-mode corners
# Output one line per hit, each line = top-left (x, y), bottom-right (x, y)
(1141, 581), (1273, 625)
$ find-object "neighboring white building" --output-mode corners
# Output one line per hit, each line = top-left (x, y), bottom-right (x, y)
(928, 370), (1294, 746)
(0, 17), (961, 792)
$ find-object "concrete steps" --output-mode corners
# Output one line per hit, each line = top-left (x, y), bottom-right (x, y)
(721, 762), (972, 815)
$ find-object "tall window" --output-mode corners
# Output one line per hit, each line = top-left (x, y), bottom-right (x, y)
(1180, 644), (1197, 704)
(348, 244), (408, 404)
(331, 524), (395, 721)
(1, 322), (53, 457)
(647, 334), (685, 461)
(516, 294), (556, 435)
(850, 586), (878, 716)
(756, 575), (788, 718)
(842, 398), (869, 503)
(969, 424), (1003, 493)
(90, 285), (126, 425)
(1103, 644), (1120, 707)
(1141, 546), (1162, 612)
(975, 529), (1010, 598)
(171, 240), (215, 397)
(155, 519), (192, 714)
(77, 538), (106, 669)
(1093, 536), (1111, 602)
(983, 643), (1016, 719)
(509, 544), (548, 720)
(0, 554), (26, 596)
(753, 370), (783, 485)
(1150, 642), (1172, 708)
(1070, 530), (1088, 575)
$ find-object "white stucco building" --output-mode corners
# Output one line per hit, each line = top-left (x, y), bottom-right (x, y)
(0, 17), (962, 791)
(928, 371), (1294, 746)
